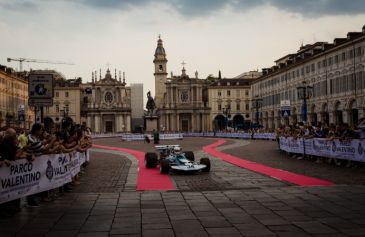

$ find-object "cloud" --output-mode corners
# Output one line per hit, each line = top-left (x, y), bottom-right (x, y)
(2, 0), (365, 17)
(78, 0), (365, 17)
(0, 0), (39, 11)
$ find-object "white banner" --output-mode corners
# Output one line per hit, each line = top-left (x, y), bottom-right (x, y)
(183, 132), (276, 140)
(0, 152), (88, 204)
(279, 137), (365, 163)
(121, 133), (183, 141)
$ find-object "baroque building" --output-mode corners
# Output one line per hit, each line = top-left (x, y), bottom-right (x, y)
(252, 25), (365, 128)
(82, 68), (131, 133)
(0, 65), (34, 128)
(153, 36), (210, 132)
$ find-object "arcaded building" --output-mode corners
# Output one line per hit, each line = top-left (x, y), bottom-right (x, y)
(252, 25), (365, 128)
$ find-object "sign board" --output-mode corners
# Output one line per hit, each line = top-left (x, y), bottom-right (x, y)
(281, 109), (291, 117)
(280, 100), (290, 107)
(28, 74), (54, 99)
(28, 98), (53, 107)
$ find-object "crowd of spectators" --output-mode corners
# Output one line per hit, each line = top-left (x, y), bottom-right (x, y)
(276, 120), (365, 140)
(0, 117), (92, 217)
(276, 119), (365, 166)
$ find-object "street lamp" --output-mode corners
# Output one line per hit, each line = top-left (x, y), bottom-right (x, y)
(252, 96), (263, 126)
(222, 107), (231, 131)
(297, 81), (313, 123)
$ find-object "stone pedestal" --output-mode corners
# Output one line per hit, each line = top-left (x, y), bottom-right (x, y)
(144, 115), (159, 132)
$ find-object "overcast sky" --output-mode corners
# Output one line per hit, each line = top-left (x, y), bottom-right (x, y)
(1, 0), (365, 97)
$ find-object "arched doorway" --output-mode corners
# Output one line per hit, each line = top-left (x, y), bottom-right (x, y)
(349, 100), (359, 126)
(232, 114), (244, 130)
(334, 101), (343, 124)
(214, 115), (225, 131)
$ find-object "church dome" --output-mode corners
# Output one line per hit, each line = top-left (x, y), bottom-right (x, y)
(154, 37), (166, 56)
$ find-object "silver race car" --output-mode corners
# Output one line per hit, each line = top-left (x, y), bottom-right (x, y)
(144, 145), (211, 174)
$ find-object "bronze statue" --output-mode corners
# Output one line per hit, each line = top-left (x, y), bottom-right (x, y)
(146, 91), (156, 116)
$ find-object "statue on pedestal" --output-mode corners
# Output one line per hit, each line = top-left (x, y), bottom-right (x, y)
(145, 91), (156, 116)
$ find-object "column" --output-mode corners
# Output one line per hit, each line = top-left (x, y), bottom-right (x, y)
(191, 113), (195, 132)
(176, 113), (180, 131)
(126, 115), (131, 132)
(87, 115), (92, 129)
(121, 115), (125, 132)
(115, 115), (120, 132)
(94, 115), (100, 133)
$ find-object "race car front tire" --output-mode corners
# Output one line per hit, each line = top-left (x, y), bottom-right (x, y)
(160, 159), (170, 174)
(200, 157), (211, 172)
(184, 151), (195, 161)
(145, 152), (158, 168)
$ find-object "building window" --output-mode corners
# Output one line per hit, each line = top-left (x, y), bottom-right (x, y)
(349, 49), (354, 58)
(218, 104), (221, 111)
(55, 92), (59, 97)
(245, 103), (249, 110)
(342, 52), (346, 61)
(306, 65), (310, 74)
(311, 63), (315, 72)
(322, 59), (327, 67)
(328, 57), (333, 66)
(245, 90), (249, 96)
(357, 47), (362, 56)
(65, 92), (69, 97)
(236, 103), (240, 111)
(56, 104), (59, 113)
(104, 92), (114, 103)
(218, 91), (221, 97)
(334, 55), (339, 64)
(227, 90), (231, 97)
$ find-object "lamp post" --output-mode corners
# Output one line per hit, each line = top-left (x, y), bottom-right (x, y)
(222, 107), (231, 131)
(297, 81), (313, 123)
(252, 96), (263, 126)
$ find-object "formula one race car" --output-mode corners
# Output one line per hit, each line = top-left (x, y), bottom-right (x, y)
(144, 145), (211, 174)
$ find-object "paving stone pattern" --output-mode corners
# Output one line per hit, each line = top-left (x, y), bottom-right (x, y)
(71, 150), (132, 193)
(2, 138), (365, 236)
(2, 186), (365, 236)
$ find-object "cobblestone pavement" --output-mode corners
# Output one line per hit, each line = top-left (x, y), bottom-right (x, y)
(72, 150), (131, 193)
(2, 138), (365, 237)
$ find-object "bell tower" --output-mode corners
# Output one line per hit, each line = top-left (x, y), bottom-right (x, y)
(154, 35), (168, 108)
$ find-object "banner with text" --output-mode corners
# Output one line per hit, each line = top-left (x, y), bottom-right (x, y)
(279, 137), (365, 163)
(0, 151), (88, 204)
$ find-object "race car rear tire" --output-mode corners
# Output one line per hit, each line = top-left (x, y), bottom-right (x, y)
(160, 159), (170, 174)
(145, 152), (158, 168)
(200, 157), (211, 172)
(184, 151), (195, 161)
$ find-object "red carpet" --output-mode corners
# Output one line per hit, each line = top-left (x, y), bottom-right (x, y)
(92, 144), (175, 191)
(203, 140), (334, 186)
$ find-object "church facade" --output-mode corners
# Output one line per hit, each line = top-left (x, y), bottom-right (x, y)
(154, 37), (211, 132)
(81, 69), (131, 133)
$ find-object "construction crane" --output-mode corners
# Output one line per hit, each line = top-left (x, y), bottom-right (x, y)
(7, 57), (74, 72)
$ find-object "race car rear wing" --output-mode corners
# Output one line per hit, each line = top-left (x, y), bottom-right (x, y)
(155, 145), (181, 151)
